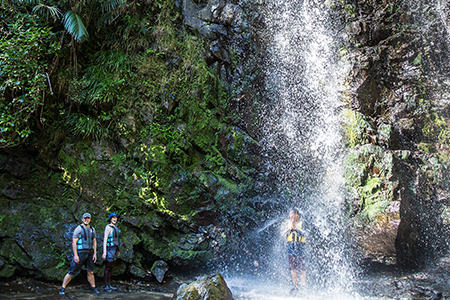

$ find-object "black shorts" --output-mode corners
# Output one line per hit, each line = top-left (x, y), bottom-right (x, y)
(68, 251), (94, 275)
(288, 254), (304, 271)
(105, 246), (119, 262)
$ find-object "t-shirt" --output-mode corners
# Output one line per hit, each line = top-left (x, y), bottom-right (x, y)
(72, 224), (96, 239)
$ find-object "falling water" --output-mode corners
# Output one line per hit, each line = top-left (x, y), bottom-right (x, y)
(226, 0), (355, 298)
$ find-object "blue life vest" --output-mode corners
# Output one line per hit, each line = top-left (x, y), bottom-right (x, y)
(106, 225), (120, 248)
(76, 225), (95, 251)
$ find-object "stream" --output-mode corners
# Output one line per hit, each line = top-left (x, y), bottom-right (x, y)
(2, 256), (450, 299)
(228, 256), (450, 300)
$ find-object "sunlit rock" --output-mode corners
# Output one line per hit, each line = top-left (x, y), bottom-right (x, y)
(173, 273), (232, 300)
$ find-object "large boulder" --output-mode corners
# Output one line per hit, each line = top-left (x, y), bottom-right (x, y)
(173, 273), (233, 300)
(151, 260), (169, 283)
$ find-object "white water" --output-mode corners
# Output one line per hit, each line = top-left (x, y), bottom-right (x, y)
(226, 0), (355, 298)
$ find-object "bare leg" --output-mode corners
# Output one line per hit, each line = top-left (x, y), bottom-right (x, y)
(87, 271), (96, 288)
(61, 273), (73, 288)
(105, 261), (114, 285)
(291, 269), (298, 286)
(300, 270), (306, 286)
(104, 268), (110, 286)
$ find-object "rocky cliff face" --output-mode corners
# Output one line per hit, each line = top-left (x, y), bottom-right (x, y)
(339, 0), (450, 266)
(0, 0), (258, 280)
(1, 0), (450, 282)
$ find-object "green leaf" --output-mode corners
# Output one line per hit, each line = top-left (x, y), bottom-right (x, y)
(32, 4), (63, 21)
(63, 10), (88, 42)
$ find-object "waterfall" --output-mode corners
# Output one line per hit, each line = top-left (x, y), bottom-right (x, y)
(261, 0), (353, 292)
(226, 0), (355, 298)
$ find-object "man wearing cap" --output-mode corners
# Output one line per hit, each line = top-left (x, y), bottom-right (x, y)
(60, 213), (100, 295)
(102, 212), (120, 292)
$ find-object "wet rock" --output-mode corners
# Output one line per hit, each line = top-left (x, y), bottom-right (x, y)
(0, 264), (15, 278)
(0, 153), (34, 179)
(354, 75), (381, 116)
(173, 273), (232, 300)
(344, 144), (401, 261)
(140, 103), (156, 125)
(183, 0), (207, 30)
(218, 3), (241, 26)
(151, 260), (169, 283)
(209, 40), (231, 64)
(129, 264), (149, 278)
(161, 91), (176, 112)
(199, 23), (227, 40)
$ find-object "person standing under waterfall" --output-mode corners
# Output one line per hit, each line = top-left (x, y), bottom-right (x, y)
(285, 208), (307, 294)
(102, 212), (120, 292)
(60, 213), (100, 295)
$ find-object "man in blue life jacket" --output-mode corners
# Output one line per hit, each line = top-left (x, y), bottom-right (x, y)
(285, 208), (306, 294)
(59, 213), (100, 295)
(102, 212), (120, 292)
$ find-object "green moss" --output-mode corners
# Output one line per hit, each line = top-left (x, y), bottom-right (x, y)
(358, 177), (389, 220)
(422, 113), (449, 146)
(343, 150), (367, 187)
(413, 53), (422, 66)
(418, 142), (431, 153)
(341, 109), (371, 148)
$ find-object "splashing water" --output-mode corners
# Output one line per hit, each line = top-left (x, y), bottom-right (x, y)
(226, 0), (356, 298)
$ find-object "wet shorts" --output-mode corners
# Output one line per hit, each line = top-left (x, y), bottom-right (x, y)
(105, 246), (119, 262)
(68, 251), (94, 275)
(288, 254), (304, 271)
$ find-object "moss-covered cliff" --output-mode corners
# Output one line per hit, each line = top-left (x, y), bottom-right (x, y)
(1, 0), (450, 282)
(339, 0), (450, 266)
(0, 0), (259, 279)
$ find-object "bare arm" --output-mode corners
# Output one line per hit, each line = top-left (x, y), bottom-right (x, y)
(102, 226), (111, 260)
(72, 238), (79, 263)
(93, 238), (97, 263)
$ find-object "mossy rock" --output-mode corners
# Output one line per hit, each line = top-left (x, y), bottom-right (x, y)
(341, 109), (372, 148)
(0, 264), (16, 278)
(173, 273), (233, 300)
(344, 144), (399, 221)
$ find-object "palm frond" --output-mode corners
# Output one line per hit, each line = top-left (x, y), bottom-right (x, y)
(63, 10), (89, 42)
(101, 0), (126, 13)
(32, 3), (62, 21)
(98, 0), (126, 25)
(8, 0), (39, 4)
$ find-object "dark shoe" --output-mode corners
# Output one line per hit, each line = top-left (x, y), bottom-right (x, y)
(107, 283), (117, 290)
(59, 287), (65, 295)
(289, 285), (298, 295)
(91, 287), (100, 294)
(104, 287), (112, 293)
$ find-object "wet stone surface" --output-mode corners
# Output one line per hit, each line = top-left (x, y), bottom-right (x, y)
(4, 256), (450, 299)
(355, 258), (450, 299)
(0, 277), (181, 300)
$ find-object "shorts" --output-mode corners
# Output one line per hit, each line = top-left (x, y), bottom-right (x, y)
(105, 246), (119, 262)
(288, 254), (304, 271)
(68, 251), (94, 275)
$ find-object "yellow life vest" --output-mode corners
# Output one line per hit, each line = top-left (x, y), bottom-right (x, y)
(287, 221), (306, 243)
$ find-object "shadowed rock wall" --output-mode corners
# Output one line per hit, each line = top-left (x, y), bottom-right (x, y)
(1, 0), (450, 282)
(340, 0), (450, 266)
